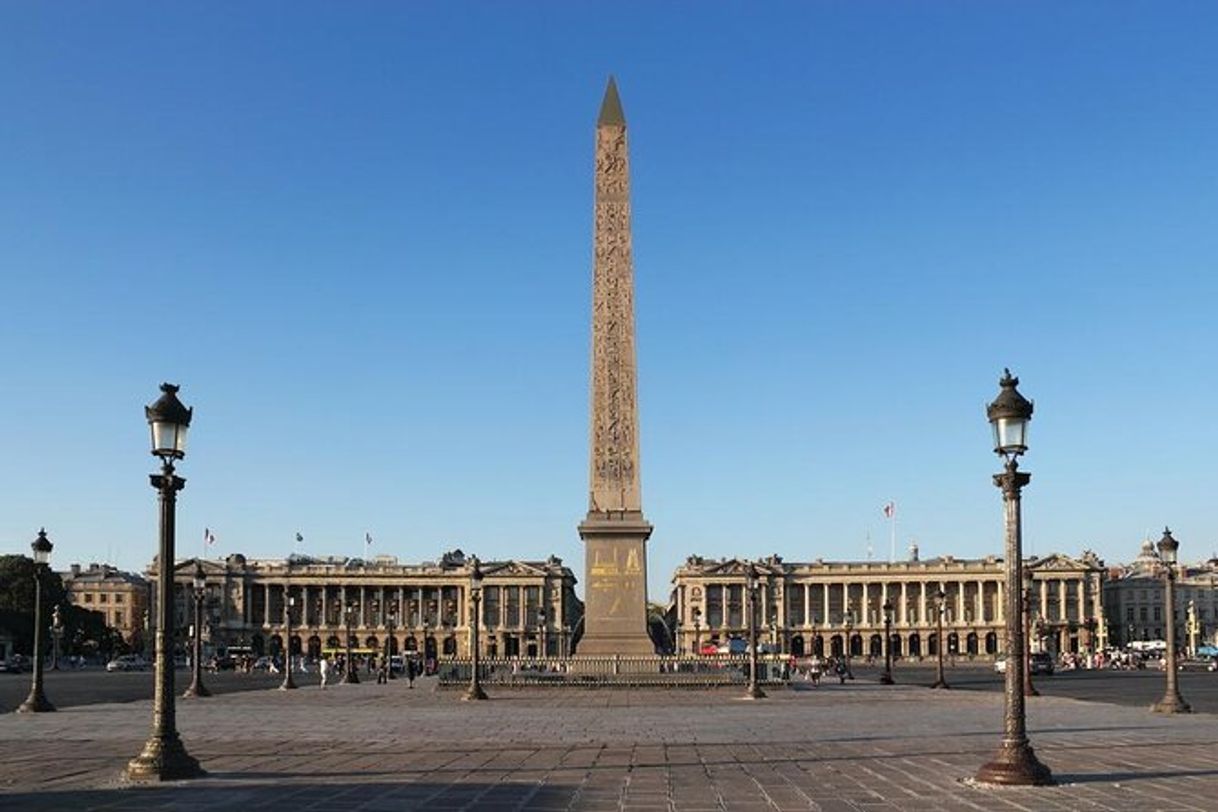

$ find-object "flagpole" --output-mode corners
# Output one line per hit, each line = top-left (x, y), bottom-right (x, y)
(890, 508), (896, 564)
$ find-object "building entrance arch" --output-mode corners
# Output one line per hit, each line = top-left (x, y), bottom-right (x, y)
(790, 635), (805, 657)
(908, 633), (921, 657)
(868, 634), (883, 657)
(830, 635), (843, 657)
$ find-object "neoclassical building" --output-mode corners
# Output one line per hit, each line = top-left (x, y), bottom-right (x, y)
(671, 549), (1108, 659)
(152, 549), (582, 661)
(1103, 539), (1218, 651)
(60, 563), (150, 648)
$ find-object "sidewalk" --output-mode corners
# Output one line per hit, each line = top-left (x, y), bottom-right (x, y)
(1, 677), (1215, 810)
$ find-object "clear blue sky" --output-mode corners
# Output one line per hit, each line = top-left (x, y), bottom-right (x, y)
(2, 3), (1216, 601)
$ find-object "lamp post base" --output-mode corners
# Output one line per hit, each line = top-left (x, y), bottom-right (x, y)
(741, 684), (767, 700)
(463, 684), (488, 701)
(1151, 694), (1191, 714)
(975, 740), (1054, 786)
(1024, 683), (1039, 697)
(279, 675), (298, 691)
(181, 681), (211, 698)
(16, 689), (55, 713)
(342, 669), (360, 685)
(929, 678), (950, 689)
(124, 734), (205, 782)
(879, 673), (894, 685)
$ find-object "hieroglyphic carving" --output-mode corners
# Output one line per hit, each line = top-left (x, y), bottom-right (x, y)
(589, 99), (642, 513)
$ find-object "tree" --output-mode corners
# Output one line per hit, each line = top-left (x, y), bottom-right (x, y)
(0, 555), (122, 658)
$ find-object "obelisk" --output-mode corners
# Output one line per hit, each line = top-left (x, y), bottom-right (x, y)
(578, 77), (654, 656)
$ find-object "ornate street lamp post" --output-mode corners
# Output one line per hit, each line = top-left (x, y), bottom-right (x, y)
(976, 369), (1053, 786)
(880, 601), (895, 685)
(126, 383), (204, 781)
(385, 606), (398, 680)
(464, 557), (488, 701)
(343, 603), (360, 684)
(692, 607), (702, 656)
(280, 593), (297, 690)
(843, 614), (854, 679)
(183, 561), (210, 698)
(51, 606), (63, 672)
(1151, 528), (1190, 714)
(930, 590), (949, 689)
(17, 529), (56, 713)
(537, 608), (547, 658)
(1022, 577), (1039, 697)
(743, 564), (766, 699)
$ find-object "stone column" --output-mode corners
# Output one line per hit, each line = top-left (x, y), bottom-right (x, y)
(262, 583), (270, 627)
(1039, 579), (1048, 620)
(822, 584), (830, 627)
(1059, 579), (1068, 622)
(803, 584), (810, 627)
(899, 582), (907, 625)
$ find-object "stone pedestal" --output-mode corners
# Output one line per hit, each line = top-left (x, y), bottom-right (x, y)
(578, 512), (653, 655)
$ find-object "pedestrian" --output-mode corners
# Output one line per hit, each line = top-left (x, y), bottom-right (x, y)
(376, 656), (388, 684)
(319, 655), (332, 689)
(406, 657), (416, 689)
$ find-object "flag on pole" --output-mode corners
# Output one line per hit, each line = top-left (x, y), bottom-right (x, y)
(882, 502), (895, 519)
(295, 532), (304, 544)
(204, 527), (215, 546)
(365, 532), (373, 546)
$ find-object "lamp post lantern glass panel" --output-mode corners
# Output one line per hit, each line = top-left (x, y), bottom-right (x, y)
(183, 561), (211, 698)
(17, 529), (56, 713)
(880, 601), (894, 685)
(126, 383), (204, 781)
(975, 370), (1053, 786)
(280, 594), (297, 690)
(1151, 528), (1190, 714)
(464, 557), (488, 700)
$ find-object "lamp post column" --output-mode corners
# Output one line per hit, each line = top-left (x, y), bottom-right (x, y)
(1022, 584), (1038, 697)
(51, 606), (63, 672)
(465, 558), (488, 701)
(743, 566), (766, 699)
(183, 565), (210, 698)
(17, 530), (55, 714)
(880, 601), (894, 685)
(930, 591), (948, 689)
(976, 458), (1052, 784)
(126, 464), (204, 779)
(343, 605), (359, 684)
(280, 594), (297, 690)
(1152, 529), (1190, 714)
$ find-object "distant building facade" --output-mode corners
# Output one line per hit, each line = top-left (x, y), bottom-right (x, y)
(150, 550), (582, 661)
(60, 563), (150, 648)
(1103, 540), (1218, 651)
(671, 549), (1108, 659)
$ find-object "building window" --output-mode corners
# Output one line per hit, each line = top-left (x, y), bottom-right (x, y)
(99, 593), (108, 603)
(1154, 607), (1161, 622)
(115, 594), (124, 604)
(115, 611), (123, 626)
(1126, 606), (1134, 620)
(84, 593), (93, 604)
(1140, 607), (1148, 622)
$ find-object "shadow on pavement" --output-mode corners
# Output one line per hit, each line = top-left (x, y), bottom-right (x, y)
(0, 781), (578, 811)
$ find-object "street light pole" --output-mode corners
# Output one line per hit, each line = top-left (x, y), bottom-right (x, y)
(280, 593), (297, 690)
(1151, 528), (1190, 714)
(183, 561), (211, 698)
(692, 607), (702, 656)
(17, 529), (56, 714)
(930, 590), (948, 689)
(843, 614), (854, 679)
(976, 369), (1053, 786)
(880, 601), (894, 685)
(51, 606), (63, 672)
(386, 607), (397, 680)
(743, 563), (766, 699)
(464, 557), (488, 701)
(1022, 580), (1039, 697)
(126, 383), (204, 781)
(343, 603), (360, 684)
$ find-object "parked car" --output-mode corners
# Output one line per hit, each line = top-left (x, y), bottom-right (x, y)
(994, 652), (1055, 675)
(106, 654), (148, 672)
(0, 656), (25, 674)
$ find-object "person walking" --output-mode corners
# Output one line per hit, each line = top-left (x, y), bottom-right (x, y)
(319, 655), (332, 689)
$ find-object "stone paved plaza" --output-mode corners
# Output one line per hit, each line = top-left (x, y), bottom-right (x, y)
(1, 676), (1216, 811)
